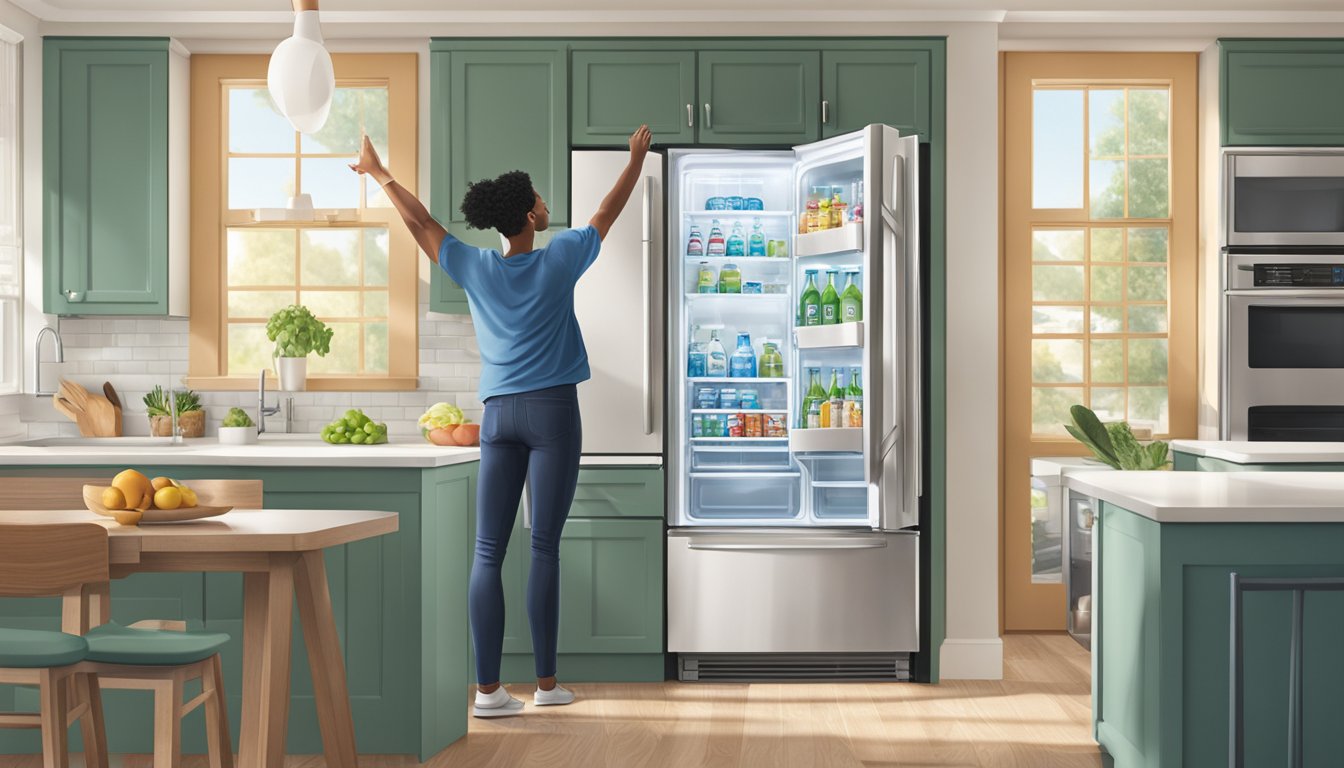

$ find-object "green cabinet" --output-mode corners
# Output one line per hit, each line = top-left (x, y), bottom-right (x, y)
(429, 44), (568, 314)
(698, 50), (820, 145)
(43, 37), (171, 315)
(822, 49), (931, 140)
(1221, 39), (1344, 146)
(572, 50), (696, 146)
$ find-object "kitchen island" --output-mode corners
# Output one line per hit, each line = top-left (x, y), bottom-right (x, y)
(0, 436), (480, 761)
(1171, 439), (1344, 471)
(1067, 470), (1344, 768)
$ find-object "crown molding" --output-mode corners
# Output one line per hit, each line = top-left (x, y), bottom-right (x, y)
(0, 23), (24, 44)
(1003, 10), (1344, 24)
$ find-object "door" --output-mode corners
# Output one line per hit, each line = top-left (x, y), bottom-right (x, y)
(571, 152), (664, 455)
(697, 51), (819, 146)
(557, 518), (664, 654)
(44, 40), (168, 315)
(821, 50), (931, 140)
(572, 51), (696, 146)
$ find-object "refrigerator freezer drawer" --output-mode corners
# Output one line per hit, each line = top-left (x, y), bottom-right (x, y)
(668, 530), (918, 653)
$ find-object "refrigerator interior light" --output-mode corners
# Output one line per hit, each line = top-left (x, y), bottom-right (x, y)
(267, 0), (335, 135)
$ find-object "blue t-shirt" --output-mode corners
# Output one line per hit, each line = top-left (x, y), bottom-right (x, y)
(438, 225), (602, 401)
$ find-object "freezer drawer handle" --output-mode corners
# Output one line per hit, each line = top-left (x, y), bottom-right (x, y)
(642, 175), (656, 436)
(686, 103), (694, 128)
(687, 539), (889, 551)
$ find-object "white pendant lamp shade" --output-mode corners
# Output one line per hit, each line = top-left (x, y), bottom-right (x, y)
(267, 10), (334, 135)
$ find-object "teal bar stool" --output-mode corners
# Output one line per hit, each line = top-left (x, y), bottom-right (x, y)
(0, 522), (110, 768)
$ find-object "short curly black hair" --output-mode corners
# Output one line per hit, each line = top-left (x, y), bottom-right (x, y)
(459, 170), (536, 237)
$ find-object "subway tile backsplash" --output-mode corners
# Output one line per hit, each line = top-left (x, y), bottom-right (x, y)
(17, 293), (483, 440)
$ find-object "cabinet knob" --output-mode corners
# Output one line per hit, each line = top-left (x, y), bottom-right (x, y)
(703, 103), (712, 129)
(64, 290), (85, 303)
(822, 99), (830, 125)
(687, 103), (694, 128)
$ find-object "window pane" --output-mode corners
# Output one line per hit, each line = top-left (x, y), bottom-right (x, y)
(300, 290), (361, 318)
(1128, 266), (1167, 301)
(1090, 339), (1124, 384)
(364, 290), (389, 318)
(1033, 387), (1082, 436)
(307, 322), (359, 374)
(301, 157), (360, 209)
(302, 88), (390, 158)
(1089, 159), (1125, 219)
(301, 230), (360, 286)
(1128, 158), (1170, 218)
(1033, 265), (1085, 302)
(1128, 304), (1168, 333)
(1091, 306), (1124, 333)
(228, 290), (295, 319)
(1089, 89), (1125, 158)
(1032, 229), (1084, 262)
(1128, 386), (1168, 433)
(367, 180), (393, 209)
(1032, 90), (1084, 209)
(227, 323), (273, 377)
(363, 229), (389, 286)
(227, 229), (296, 286)
(1128, 228), (1168, 262)
(1091, 387), (1126, 424)
(1090, 228), (1123, 262)
(1032, 305), (1084, 334)
(1033, 339), (1084, 384)
(1128, 338), (1168, 384)
(228, 88), (294, 154)
(229, 158), (295, 210)
(1091, 266), (1123, 302)
(1127, 89), (1169, 156)
(364, 322), (389, 374)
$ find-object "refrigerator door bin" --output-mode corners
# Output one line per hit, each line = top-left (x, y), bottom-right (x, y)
(797, 453), (864, 482)
(687, 472), (802, 522)
(811, 482), (868, 520)
(794, 222), (863, 258)
(795, 322), (864, 349)
(691, 444), (793, 472)
(668, 529), (919, 653)
(790, 428), (864, 453)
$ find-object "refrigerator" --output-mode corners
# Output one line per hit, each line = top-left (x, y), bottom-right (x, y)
(664, 125), (922, 681)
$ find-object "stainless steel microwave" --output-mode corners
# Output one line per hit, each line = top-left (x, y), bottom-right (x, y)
(1224, 148), (1344, 248)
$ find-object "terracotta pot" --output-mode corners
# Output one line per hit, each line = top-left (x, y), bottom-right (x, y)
(149, 410), (205, 438)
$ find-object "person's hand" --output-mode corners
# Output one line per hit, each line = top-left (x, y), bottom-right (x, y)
(348, 135), (391, 185)
(629, 125), (651, 161)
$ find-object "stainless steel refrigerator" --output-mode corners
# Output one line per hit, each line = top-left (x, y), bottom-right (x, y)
(665, 126), (922, 681)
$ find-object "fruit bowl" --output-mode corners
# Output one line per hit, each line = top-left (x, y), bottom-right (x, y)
(424, 424), (480, 447)
(82, 485), (230, 524)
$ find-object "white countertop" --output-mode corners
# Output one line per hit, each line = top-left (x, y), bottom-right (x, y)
(1066, 470), (1344, 523)
(0, 435), (481, 468)
(1170, 440), (1344, 464)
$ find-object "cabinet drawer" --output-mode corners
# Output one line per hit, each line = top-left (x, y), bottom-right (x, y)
(569, 467), (664, 518)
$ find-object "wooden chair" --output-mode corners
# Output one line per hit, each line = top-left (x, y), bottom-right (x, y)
(0, 522), (111, 768)
(0, 476), (264, 768)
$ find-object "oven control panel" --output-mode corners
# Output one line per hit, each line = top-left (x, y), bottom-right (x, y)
(1254, 264), (1344, 287)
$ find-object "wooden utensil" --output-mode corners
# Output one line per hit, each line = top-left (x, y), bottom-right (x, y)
(102, 382), (124, 436)
(84, 395), (119, 437)
(52, 395), (97, 437)
(59, 379), (90, 411)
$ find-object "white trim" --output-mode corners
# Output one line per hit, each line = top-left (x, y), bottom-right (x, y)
(999, 38), (1215, 52)
(0, 23), (22, 44)
(1003, 9), (1344, 24)
(168, 38), (190, 58)
(938, 638), (1005, 680)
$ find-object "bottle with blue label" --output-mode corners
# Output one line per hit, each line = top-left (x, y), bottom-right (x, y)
(687, 325), (707, 378)
(730, 332), (757, 378)
(706, 330), (728, 377)
(726, 221), (746, 257)
(747, 218), (766, 257)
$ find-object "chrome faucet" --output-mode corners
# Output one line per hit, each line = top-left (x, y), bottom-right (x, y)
(258, 370), (282, 434)
(33, 326), (64, 397)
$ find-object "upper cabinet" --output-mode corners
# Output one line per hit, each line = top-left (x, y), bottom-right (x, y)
(697, 50), (820, 146)
(1222, 39), (1344, 146)
(822, 49), (931, 140)
(44, 37), (187, 316)
(572, 51), (696, 146)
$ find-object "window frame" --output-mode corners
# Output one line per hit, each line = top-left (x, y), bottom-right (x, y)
(0, 35), (22, 396)
(187, 53), (419, 391)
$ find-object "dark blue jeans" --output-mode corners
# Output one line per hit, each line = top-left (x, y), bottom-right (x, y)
(469, 383), (582, 684)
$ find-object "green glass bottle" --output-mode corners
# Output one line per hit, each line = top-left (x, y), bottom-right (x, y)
(841, 270), (863, 323)
(820, 270), (841, 325)
(800, 270), (822, 327)
(802, 367), (825, 428)
(845, 366), (863, 428)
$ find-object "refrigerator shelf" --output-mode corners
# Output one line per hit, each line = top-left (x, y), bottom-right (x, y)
(688, 377), (789, 385)
(685, 293), (790, 301)
(794, 322), (864, 349)
(685, 210), (793, 218)
(795, 222), (864, 258)
(810, 480), (868, 489)
(683, 256), (792, 264)
(690, 437), (789, 444)
(691, 408), (789, 414)
(789, 427), (864, 453)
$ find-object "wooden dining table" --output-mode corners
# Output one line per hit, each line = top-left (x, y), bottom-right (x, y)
(0, 506), (398, 768)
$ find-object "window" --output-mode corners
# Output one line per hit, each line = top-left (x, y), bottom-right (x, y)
(188, 54), (419, 391)
(0, 36), (21, 395)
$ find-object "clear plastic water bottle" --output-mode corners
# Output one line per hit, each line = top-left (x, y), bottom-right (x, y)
(747, 218), (766, 257)
(730, 332), (756, 378)
(707, 220), (726, 257)
(687, 224), (705, 257)
(706, 330), (728, 377)
(687, 326), (707, 378)
(726, 221), (746, 257)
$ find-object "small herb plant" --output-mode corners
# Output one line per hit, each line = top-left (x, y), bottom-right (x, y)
(143, 386), (202, 418)
(266, 305), (334, 359)
(221, 407), (255, 428)
(1065, 404), (1170, 471)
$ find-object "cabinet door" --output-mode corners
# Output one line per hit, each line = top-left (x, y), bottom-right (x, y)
(572, 51), (696, 146)
(557, 518), (664, 654)
(822, 49), (931, 140)
(430, 47), (568, 314)
(44, 39), (168, 315)
(697, 50), (820, 145)
(1222, 40), (1344, 146)
(571, 467), (664, 518)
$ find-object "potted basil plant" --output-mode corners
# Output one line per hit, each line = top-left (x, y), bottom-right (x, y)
(266, 304), (334, 391)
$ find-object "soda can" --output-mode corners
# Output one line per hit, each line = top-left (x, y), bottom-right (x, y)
(718, 388), (739, 409)
(728, 413), (745, 438)
(739, 389), (760, 409)
(696, 386), (718, 410)
(745, 197), (764, 210)
(767, 239), (789, 258)
(706, 196), (727, 210)
(726, 196), (746, 210)
(745, 413), (763, 437)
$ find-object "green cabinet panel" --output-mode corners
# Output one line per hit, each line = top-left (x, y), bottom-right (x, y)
(822, 49), (931, 140)
(572, 467), (664, 518)
(573, 50), (696, 145)
(697, 50), (820, 145)
(556, 519), (663, 655)
(1221, 39), (1344, 146)
(44, 38), (169, 315)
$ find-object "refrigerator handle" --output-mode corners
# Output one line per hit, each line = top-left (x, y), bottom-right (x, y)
(686, 103), (694, 128)
(642, 175), (655, 436)
(687, 539), (889, 551)
(902, 151), (923, 499)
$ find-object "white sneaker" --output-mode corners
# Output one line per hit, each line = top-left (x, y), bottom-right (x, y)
(534, 683), (575, 706)
(473, 686), (524, 718)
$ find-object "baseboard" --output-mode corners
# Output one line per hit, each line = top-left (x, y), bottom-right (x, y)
(938, 637), (1004, 680)
(499, 653), (667, 684)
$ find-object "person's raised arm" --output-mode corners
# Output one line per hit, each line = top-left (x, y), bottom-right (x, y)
(349, 136), (449, 264)
(588, 125), (652, 241)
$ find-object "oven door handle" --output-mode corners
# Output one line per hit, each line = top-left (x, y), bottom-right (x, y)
(1225, 289), (1344, 300)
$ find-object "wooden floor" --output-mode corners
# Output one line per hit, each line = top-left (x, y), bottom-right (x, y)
(1, 634), (1103, 767)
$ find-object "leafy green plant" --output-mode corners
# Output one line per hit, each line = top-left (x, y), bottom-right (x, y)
(221, 407), (254, 428)
(143, 386), (202, 418)
(1065, 404), (1170, 470)
(266, 305), (334, 359)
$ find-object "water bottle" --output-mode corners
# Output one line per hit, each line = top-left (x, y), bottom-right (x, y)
(748, 218), (766, 257)
(726, 221), (746, 257)
(707, 220), (726, 257)
(730, 332), (756, 378)
(706, 330), (728, 377)
(687, 224), (705, 257)
(687, 326), (707, 378)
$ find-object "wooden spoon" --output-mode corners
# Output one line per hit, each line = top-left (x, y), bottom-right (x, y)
(103, 382), (124, 436)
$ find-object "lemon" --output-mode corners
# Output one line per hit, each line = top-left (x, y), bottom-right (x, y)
(101, 486), (127, 510)
(153, 486), (183, 511)
(151, 476), (175, 492)
(180, 487), (198, 508)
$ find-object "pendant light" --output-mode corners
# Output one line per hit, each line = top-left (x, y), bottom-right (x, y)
(267, 0), (335, 135)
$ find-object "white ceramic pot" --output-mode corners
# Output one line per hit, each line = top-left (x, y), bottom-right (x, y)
(276, 356), (308, 391)
(218, 426), (258, 445)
